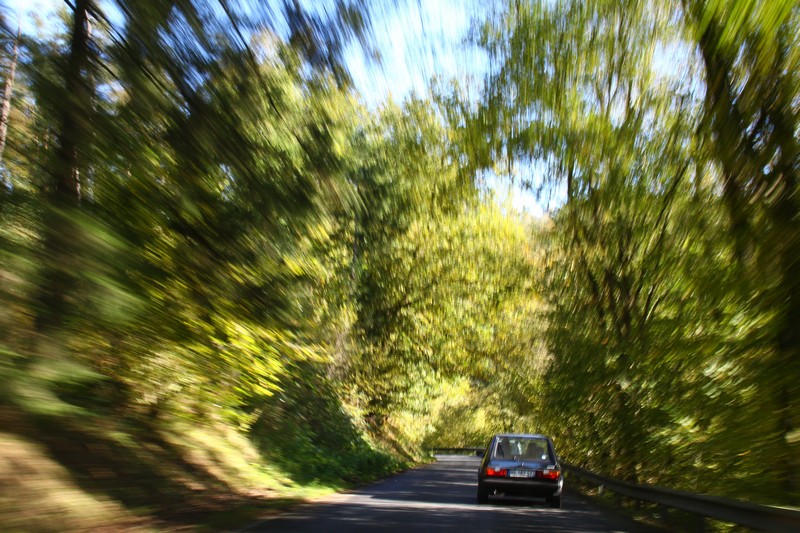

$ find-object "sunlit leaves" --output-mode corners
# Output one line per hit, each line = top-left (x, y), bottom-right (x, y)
(4, 0), (796, 506)
(470, 0), (800, 503)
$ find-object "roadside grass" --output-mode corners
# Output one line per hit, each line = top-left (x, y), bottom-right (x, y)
(0, 431), (153, 532)
(0, 397), (404, 532)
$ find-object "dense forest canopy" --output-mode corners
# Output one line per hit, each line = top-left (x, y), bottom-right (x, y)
(0, 0), (797, 519)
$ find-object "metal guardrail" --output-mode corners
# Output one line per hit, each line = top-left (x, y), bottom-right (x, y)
(563, 462), (800, 532)
(429, 447), (485, 456)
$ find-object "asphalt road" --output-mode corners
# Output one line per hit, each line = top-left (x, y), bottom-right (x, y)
(242, 455), (660, 532)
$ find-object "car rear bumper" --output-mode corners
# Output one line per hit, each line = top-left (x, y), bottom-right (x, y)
(481, 477), (563, 497)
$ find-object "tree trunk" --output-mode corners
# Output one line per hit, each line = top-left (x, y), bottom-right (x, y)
(0, 23), (20, 164)
(34, 0), (93, 345)
(768, 115), (800, 499)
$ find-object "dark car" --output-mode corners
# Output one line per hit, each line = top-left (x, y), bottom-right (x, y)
(477, 433), (563, 508)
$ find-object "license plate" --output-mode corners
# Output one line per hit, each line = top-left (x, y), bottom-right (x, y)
(508, 469), (536, 478)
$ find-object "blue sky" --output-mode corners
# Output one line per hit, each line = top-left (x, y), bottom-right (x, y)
(4, 0), (57, 34)
(3, 0), (547, 216)
(3, 0), (484, 100)
(346, 0), (482, 104)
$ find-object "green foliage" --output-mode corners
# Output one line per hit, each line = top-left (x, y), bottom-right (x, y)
(473, 0), (800, 505)
(2, 0), (544, 511)
(2, 0), (797, 523)
(0, 0), (407, 498)
(250, 362), (404, 485)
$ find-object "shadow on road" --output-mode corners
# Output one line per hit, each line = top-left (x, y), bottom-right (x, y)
(244, 456), (659, 532)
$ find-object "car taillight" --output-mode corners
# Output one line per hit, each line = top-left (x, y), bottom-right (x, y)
(539, 469), (560, 480)
(486, 468), (507, 477)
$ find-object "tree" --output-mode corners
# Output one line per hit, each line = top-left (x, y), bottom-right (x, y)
(469, 0), (799, 504)
(684, 0), (800, 497)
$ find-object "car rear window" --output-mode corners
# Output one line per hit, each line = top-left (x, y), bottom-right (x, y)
(493, 437), (550, 461)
